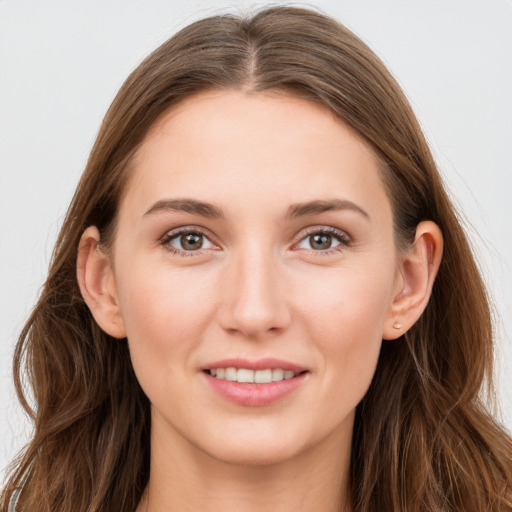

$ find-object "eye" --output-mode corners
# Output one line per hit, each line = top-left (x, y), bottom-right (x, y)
(295, 228), (351, 254)
(161, 228), (216, 255)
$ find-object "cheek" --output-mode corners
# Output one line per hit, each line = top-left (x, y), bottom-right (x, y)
(115, 262), (219, 368)
(297, 261), (393, 338)
(295, 263), (393, 392)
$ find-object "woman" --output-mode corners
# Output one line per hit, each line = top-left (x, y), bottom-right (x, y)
(2, 5), (511, 511)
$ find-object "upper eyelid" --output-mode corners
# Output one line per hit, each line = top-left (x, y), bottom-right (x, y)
(294, 226), (352, 245)
(162, 225), (214, 240)
(161, 225), (349, 240)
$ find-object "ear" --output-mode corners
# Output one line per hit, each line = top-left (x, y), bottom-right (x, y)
(76, 226), (127, 338)
(383, 221), (443, 340)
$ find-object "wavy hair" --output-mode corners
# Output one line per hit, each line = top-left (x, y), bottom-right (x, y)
(2, 6), (511, 511)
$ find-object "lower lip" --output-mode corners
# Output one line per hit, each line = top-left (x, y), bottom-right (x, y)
(203, 372), (308, 406)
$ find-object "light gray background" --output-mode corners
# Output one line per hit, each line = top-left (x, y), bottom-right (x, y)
(1, 0), (511, 480)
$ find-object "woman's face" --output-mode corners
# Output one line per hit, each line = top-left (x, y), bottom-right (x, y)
(110, 90), (402, 465)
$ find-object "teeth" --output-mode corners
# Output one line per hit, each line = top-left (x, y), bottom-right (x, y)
(254, 369), (272, 383)
(225, 367), (237, 381)
(208, 367), (298, 383)
(272, 368), (284, 381)
(237, 368), (254, 383)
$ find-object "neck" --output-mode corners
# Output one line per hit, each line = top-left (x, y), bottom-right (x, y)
(140, 414), (353, 512)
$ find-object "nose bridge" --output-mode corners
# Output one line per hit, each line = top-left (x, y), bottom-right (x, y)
(220, 239), (290, 337)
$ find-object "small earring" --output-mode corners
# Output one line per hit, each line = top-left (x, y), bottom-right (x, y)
(393, 321), (402, 329)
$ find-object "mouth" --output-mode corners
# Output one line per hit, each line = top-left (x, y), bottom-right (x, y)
(202, 358), (309, 406)
(205, 367), (304, 383)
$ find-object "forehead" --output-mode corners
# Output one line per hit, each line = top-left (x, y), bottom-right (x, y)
(121, 90), (391, 223)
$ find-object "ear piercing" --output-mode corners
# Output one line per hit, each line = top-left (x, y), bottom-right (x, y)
(393, 321), (402, 330)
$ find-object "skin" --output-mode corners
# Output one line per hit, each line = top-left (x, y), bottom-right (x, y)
(78, 90), (442, 511)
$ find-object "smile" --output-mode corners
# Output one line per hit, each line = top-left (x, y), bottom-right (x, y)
(203, 359), (309, 406)
(208, 367), (297, 383)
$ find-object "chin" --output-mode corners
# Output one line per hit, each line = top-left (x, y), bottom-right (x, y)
(192, 421), (322, 467)
(205, 440), (305, 467)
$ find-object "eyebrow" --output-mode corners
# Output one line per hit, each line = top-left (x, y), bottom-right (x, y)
(285, 199), (370, 221)
(144, 198), (224, 219)
(144, 197), (370, 221)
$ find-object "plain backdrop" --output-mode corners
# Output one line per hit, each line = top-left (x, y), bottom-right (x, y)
(1, 0), (511, 480)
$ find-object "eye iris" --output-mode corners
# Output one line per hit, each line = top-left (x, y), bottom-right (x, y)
(310, 233), (332, 250)
(181, 233), (203, 250)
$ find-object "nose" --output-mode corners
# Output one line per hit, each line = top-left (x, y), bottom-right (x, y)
(218, 245), (291, 340)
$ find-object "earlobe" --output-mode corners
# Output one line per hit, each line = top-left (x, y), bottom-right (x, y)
(77, 226), (127, 338)
(383, 221), (443, 340)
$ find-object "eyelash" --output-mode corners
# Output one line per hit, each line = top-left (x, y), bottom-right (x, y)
(160, 226), (352, 257)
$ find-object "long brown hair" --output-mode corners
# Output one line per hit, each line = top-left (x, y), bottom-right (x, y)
(2, 6), (511, 511)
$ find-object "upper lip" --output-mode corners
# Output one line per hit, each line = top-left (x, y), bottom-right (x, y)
(203, 358), (308, 373)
